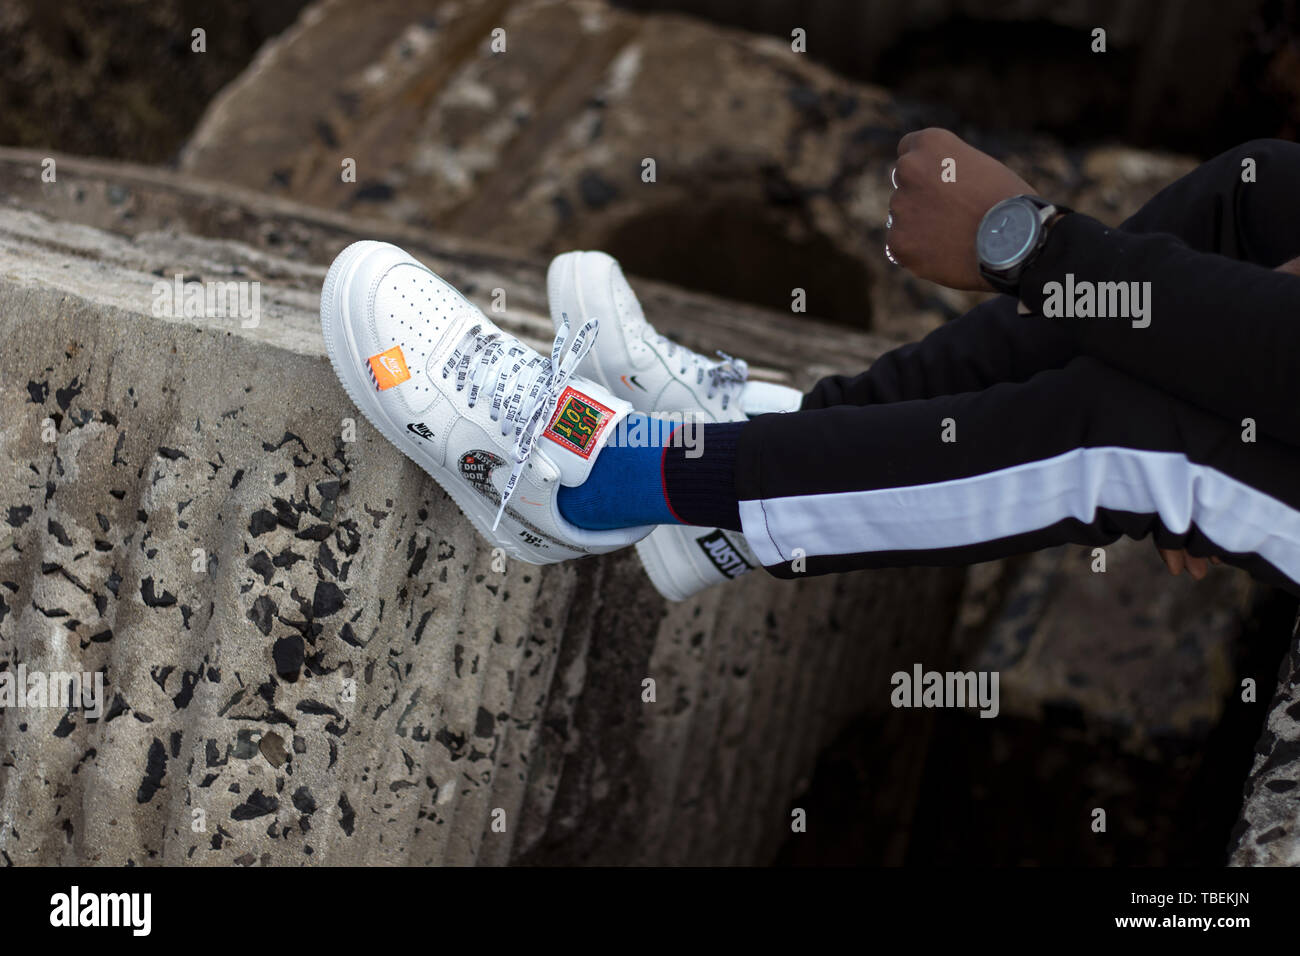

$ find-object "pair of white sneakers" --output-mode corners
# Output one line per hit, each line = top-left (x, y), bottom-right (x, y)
(320, 241), (801, 601)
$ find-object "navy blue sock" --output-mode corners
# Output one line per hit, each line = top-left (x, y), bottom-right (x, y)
(662, 421), (743, 531)
(557, 415), (744, 532)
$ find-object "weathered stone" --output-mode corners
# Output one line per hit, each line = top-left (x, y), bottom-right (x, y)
(616, 0), (1267, 155)
(1231, 619), (1300, 865)
(974, 540), (1254, 756)
(0, 154), (964, 865)
(179, 0), (1197, 338)
(0, 0), (309, 163)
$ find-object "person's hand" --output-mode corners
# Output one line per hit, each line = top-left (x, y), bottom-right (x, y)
(1276, 254), (1300, 277)
(1156, 546), (1221, 580)
(888, 128), (1036, 292)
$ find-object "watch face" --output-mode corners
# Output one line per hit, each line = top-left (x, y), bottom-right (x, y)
(978, 199), (1039, 269)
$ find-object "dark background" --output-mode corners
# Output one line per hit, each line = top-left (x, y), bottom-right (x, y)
(3, 0), (1298, 164)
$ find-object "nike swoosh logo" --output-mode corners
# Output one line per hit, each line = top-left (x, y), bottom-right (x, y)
(621, 374), (647, 392)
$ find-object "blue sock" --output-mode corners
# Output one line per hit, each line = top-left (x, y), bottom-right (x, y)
(557, 414), (682, 530)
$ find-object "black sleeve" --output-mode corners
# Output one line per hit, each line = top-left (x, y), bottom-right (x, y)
(801, 138), (1300, 415)
(1019, 211), (1300, 447)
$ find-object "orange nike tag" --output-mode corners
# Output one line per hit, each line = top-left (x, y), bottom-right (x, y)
(368, 346), (410, 391)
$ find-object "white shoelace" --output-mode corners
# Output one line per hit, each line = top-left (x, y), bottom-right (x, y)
(651, 334), (749, 410)
(441, 314), (597, 530)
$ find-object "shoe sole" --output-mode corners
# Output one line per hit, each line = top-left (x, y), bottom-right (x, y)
(635, 528), (699, 601)
(320, 240), (536, 564)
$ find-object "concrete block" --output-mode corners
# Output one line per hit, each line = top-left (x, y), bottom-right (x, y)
(0, 156), (964, 865)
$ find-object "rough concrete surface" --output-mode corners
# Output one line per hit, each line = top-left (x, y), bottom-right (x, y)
(0, 155), (965, 865)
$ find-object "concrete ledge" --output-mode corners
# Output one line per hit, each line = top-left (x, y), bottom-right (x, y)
(0, 159), (965, 865)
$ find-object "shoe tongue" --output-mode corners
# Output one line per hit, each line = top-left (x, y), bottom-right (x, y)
(537, 381), (630, 486)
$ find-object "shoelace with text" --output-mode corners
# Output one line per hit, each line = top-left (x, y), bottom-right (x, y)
(442, 314), (597, 530)
(653, 334), (749, 410)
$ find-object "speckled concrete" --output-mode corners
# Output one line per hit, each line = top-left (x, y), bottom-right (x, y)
(0, 173), (964, 865)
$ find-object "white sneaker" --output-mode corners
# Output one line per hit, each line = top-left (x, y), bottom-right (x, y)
(546, 250), (802, 599)
(321, 241), (652, 565)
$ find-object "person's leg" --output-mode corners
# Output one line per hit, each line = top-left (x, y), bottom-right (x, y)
(732, 355), (1300, 595)
(1013, 138), (1300, 447)
(801, 296), (1073, 409)
(557, 412), (741, 531)
(1118, 138), (1300, 263)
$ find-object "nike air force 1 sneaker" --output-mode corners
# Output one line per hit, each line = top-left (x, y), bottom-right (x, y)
(547, 250), (752, 419)
(321, 241), (652, 565)
(546, 250), (803, 599)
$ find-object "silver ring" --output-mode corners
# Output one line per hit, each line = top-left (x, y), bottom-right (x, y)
(884, 242), (899, 266)
(890, 166), (898, 189)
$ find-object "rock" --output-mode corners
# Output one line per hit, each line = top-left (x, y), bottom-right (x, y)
(869, 540), (1266, 866)
(0, 151), (965, 865)
(616, 0), (1267, 156)
(0, 0), (309, 163)
(1231, 620), (1300, 865)
(179, 0), (1197, 338)
(973, 539), (1253, 756)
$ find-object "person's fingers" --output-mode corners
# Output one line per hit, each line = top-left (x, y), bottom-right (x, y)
(1210, 556), (1223, 565)
(893, 150), (921, 186)
(1160, 547), (1185, 576)
(1276, 255), (1300, 277)
(1185, 554), (1209, 580)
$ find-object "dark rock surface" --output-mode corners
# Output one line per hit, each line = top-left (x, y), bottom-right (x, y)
(0, 0), (309, 162)
(1232, 613), (1300, 865)
(178, 0), (1196, 337)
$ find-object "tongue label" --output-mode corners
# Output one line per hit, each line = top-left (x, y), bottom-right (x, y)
(543, 386), (614, 459)
(697, 529), (754, 579)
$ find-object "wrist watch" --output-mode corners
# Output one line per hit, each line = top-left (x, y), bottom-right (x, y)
(976, 195), (1071, 296)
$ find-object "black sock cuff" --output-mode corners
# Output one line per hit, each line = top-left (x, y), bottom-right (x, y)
(662, 421), (744, 531)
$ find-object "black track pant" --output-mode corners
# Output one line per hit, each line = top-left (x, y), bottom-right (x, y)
(735, 140), (1300, 594)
